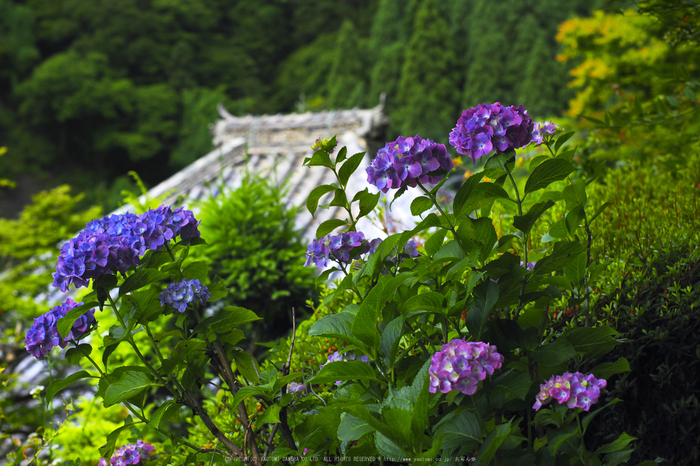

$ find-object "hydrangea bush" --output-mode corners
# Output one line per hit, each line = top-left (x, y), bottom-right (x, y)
(25, 102), (635, 465)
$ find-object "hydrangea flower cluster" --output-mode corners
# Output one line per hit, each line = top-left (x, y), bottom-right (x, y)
(449, 103), (534, 162)
(532, 371), (607, 412)
(366, 135), (453, 193)
(159, 279), (211, 313)
(304, 231), (381, 268)
(52, 206), (200, 292)
(531, 121), (562, 145)
(98, 440), (155, 466)
(25, 299), (96, 360)
(429, 339), (504, 395)
(320, 351), (370, 386)
(288, 382), (306, 394)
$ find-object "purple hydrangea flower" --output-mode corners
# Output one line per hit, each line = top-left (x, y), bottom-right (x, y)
(532, 371), (606, 411)
(530, 121), (562, 145)
(52, 206), (201, 292)
(449, 103), (534, 163)
(429, 339), (504, 395)
(288, 382), (306, 394)
(159, 278), (211, 313)
(520, 260), (536, 271)
(99, 440), (155, 466)
(404, 239), (420, 257)
(304, 232), (381, 268)
(24, 299), (96, 360)
(366, 135), (453, 193)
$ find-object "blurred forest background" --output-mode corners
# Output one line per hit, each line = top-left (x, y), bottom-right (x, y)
(0, 0), (600, 215)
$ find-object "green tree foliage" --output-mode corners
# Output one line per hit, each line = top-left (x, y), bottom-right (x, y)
(327, 20), (367, 109)
(394, 0), (460, 141)
(189, 171), (316, 342)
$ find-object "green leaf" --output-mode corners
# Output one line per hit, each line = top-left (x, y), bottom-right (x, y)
(193, 306), (261, 335)
(525, 159), (576, 194)
(232, 386), (268, 407)
(459, 182), (512, 218)
(316, 218), (348, 238)
(590, 201), (612, 224)
(104, 371), (155, 407)
(161, 338), (206, 373)
(513, 201), (555, 234)
(410, 360), (431, 444)
(402, 291), (445, 318)
(337, 413), (375, 442)
(148, 400), (179, 429)
(591, 358), (630, 379)
(433, 240), (465, 262)
(453, 172), (485, 216)
(354, 188), (381, 219)
(307, 185), (337, 216)
(562, 326), (619, 359)
(309, 312), (362, 347)
(565, 204), (586, 235)
(306, 150), (333, 168)
(232, 351), (260, 384)
(381, 316), (404, 369)
(531, 338), (578, 366)
(329, 188), (347, 208)
(98, 419), (134, 458)
(375, 431), (409, 458)
(57, 302), (99, 338)
(119, 269), (169, 297)
(335, 144), (348, 163)
(456, 217), (498, 263)
(533, 241), (586, 275)
(308, 361), (377, 385)
(490, 370), (532, 403)
(595, 432), (636, 455)
(465, 280), (499, 340)
(554, 131), (575, 153)
(352, 278), (386, 347)
(338, 152), (365, 187)
(424, 229), (447, 257)
(528, 155), (549, 172)
(473, 421), (512, 466)
(65, 344), (92, 365)
(563, 251), (587, 285)
(182, 261), (209, 281)
(46, 370), (93, 404)
(410, 196), (434, 216)
(541, 218), (568, 242)
(257, 404), (282, 425)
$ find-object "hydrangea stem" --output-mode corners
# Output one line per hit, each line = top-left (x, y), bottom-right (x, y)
(416, 181), (467, 253)
(503, 163), (528, 320)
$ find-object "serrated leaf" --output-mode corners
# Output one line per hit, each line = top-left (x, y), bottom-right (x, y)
(338, 151), (365, 187)
(306, 150), (333, 168)
(232, 351), (260, 384)
(307, 185), (337, 216)
(542, 218), (568, 242)
(381, 316), (404, 369)
(563, 326), (619, 359)
(465, 280), (499, 340)
(533, 241), (586, 275)
(329, 188), (347, 208)
(528, 155), (549, 172)
(119, 269), (169, 297)
(402, 291), (445, 318)
(490, 370), (532, 404)
(65, 344), (92, 365)
(424, 229), (447, 257)
(459, 182), (512, 218)
(554, 131), (575, 153)
(355, 188), (381, 219)
(352, 278), (386, 347)
(513, 201), (555, 234)
(453, 172), (485, 216)
(149, 400), (179, 429)
(531, 338), (578, 366)
(337, 413), (375, 442)
(591, 358), (630, 379)
(525, 159), (576, 194)
(434, 411), (481, 453)
(257, 404), (282, 425)
(308, 361), (377, 385)
(563, 251), (587, 285)
(182, 261), (208, 281)
(46, 370), (93, 404)
(316, 218), (348, 238)
(57, 302), (99, 338)
(474, 421), (512, 466)
(104, 371), (155, 407)
(410, 196), (434, 216)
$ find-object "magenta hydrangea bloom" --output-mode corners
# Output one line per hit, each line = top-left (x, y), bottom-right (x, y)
(449, 103), (534, 163)
(24, 299), (96, 360)
(429, 339), (504, 395)
(52, 206), (201, 292)
(304, 232), (381, 268)
(532, 371), (607, 412)
(366, 135), (453, 193)
(159, 278), (211, 313)
(531, 121), (562, 145)
(99, 440), (155, 466)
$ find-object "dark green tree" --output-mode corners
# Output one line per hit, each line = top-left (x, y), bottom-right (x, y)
(394, 0), (460, 141)
(327, 20), (367, 109)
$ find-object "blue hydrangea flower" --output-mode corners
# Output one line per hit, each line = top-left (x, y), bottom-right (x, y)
(288, 382), (306, 394)
(98, 440), (155, 466)
(531, 121), (562, 145)
(159, 278), (211, 313)
(52, 206), (201, 292)
(429, 339), (504, 395)
(449, 103), (534, 163)
(366, 135), (453, 193)
(532, 371), (606, 411)
(24, 299), (96, 360)
(304, 232), (381, 268)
